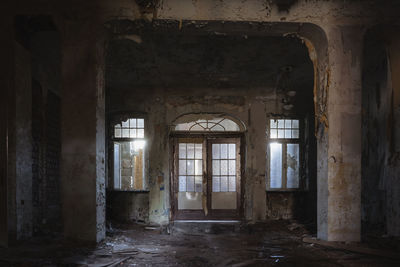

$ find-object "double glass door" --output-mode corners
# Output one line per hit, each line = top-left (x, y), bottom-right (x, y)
(173, 137), (241, 220)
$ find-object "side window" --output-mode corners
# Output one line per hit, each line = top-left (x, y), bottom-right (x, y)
(267, 118), (301, 190)
(111, 117), (147, 191)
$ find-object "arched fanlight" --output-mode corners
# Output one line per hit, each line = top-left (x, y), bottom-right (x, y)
(173, 114), (244, 132)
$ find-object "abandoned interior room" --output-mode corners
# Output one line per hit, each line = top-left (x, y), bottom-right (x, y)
(1, 0), (400, 266)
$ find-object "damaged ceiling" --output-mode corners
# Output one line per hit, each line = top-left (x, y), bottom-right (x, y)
(106, 27), (314, 92)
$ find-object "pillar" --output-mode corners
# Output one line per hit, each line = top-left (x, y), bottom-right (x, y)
(60, 19), (106, 243)
(0, 14), (34, 244)
(0, 15), (13, 247)
(322, 26), (364, 242)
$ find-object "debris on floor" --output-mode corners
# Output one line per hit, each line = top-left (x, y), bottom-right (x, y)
(0, 221), (399, 266)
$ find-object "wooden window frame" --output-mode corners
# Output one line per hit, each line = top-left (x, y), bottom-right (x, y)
(266, 117), (304, 192)
(108, 113), (148, 192)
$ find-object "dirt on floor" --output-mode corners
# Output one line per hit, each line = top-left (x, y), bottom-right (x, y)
(0, 220), (399, 266)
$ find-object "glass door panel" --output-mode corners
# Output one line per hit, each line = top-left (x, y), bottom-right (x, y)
(210, 142), (238, 210)
(177, 142), (203, 210)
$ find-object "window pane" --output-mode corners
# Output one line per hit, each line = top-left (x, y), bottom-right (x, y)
(292, 129), (299, 138)
(187, 160), (195, 175)
(187, 176), (195, 192)
(270, 119), (277, 129)
(285, 129), (291, 138)
(195, 160), (202, 175)
(179, 143), (186, 158)
(179, 176), (186, 191)
(121, 119), (129, 128)
(278, 129), (285, 138)
(213, 176), (220, 192)
(228, 144), (236, 159)
(292, 120), (299, 129)
(221, 160), (228, 175)
(212, 160), (220, 175)
(195, 144), (202, 159)
(270, 129), (277, 139)
(187, 144), (195, 159)
(220, 176), (228, 192)
(195, 176), (202, 192)
(228, 160), (236, 175)
(220, 144), (228, 159)
(287, 144), (300, 188)
(229, 176), (236, 192)
(179, 160), (186, 175)
(130, 129), (137, 138)
(137, 129), (144, 138)
(122, 128), (129, 138)
(212, 144), (220, 159)
(137, 119), (144, 128)
(115, 128), (121, 138)
(129, 119), (137, 128)
(277, 119), (285, 128)
(270, 143), (282, 188)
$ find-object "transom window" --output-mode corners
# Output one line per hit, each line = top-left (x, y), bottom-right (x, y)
(174, 116), (242, 132)
(270, 119), (299, 139)
(267, 118), (301, 190)
(114, 118), (144, 138)
(111, 117), (147, 191)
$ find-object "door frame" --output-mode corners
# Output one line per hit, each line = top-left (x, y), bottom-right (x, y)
(169, 132), (245, 220)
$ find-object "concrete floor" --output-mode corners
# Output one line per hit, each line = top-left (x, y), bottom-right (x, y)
(0, 221), (399, 266)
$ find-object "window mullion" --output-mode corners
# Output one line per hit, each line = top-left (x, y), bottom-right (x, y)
(283, 142), (287, 189)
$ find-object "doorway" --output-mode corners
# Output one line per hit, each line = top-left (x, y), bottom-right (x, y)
(171, 135), (242, 220)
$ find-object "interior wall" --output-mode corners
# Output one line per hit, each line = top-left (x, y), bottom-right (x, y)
(107, 85), (316, 223)
(362, 27), (400, 237)
(107, 191), (149, 223)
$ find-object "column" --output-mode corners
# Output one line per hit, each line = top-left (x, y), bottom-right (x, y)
(323, 26), (363, 242)
(60, 19), (106, 243)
